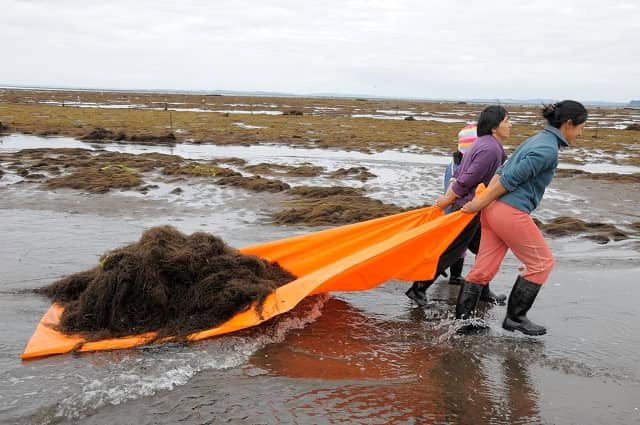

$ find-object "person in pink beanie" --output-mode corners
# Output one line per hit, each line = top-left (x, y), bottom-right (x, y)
(442, 123), (478, 284)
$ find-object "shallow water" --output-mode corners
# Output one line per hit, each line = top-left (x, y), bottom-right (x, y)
(1, 135), (640, 424)
(0, 134), (640, 214)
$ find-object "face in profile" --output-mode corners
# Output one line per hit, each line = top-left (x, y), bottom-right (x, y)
(493, 116), (512, 141)
(563, 121), (585, 145)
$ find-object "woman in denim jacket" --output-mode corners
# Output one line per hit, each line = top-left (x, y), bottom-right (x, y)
(456, 100), (588, 335)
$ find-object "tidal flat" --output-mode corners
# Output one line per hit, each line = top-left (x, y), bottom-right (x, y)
(1, 89), (639, 424)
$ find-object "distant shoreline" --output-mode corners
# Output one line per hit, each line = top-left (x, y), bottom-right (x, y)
(0, 84), (633, 108)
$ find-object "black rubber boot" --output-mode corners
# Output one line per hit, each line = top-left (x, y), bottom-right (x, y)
(455, 280), (484, 319)
(448, 258), (465, 285)
(405, 280), (434, 307)
(480, 283), (506, 305)
(502, 276), (547, 336)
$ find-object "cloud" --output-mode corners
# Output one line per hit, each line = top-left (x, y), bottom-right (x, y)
(1, 0), (638, 101)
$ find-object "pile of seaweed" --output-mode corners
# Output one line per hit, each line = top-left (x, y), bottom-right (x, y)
(35, 226), (296, 340)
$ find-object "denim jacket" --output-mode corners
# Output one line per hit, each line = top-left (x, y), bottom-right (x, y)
(497, 126), (568, 213)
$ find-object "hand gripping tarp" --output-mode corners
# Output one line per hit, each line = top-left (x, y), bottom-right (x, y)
(21, 204), (478, 360)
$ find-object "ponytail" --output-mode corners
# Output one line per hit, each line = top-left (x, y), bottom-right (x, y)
(542, 100), (588, 128)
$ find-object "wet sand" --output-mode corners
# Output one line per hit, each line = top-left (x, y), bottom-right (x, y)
(1, 93), (640, 424)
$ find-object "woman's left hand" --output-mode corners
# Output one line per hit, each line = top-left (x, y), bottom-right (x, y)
(434, 195), (450, 209)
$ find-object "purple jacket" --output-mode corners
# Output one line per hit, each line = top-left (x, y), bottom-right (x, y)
(451, 135), (507, 209)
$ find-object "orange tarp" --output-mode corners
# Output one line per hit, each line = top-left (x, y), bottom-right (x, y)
(21, 205), (477, 360)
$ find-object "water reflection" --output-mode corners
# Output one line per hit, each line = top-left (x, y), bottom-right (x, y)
(251, 296), (440, 381)
(250, 296), (543, 424)
(502, 350), (541, 424)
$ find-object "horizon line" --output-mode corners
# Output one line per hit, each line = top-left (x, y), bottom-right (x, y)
(0, 83), (636, 107)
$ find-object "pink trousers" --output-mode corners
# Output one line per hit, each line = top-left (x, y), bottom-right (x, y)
(465, 200), (554, 286)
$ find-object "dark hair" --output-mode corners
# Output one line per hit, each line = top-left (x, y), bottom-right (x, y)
(477, 106), (508, 137)
(542, 100), (588, 128)
(452, 150), (463, 165)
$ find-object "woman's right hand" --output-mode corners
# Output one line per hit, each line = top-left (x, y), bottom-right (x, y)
(461, 198), (483, 213)
(462, 175), (507, 213)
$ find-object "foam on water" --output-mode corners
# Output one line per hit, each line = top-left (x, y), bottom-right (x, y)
(52, 294), (329, 420)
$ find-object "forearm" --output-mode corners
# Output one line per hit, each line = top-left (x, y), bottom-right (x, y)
(475, 175), (507, 208)
(443, 181), (459, 203)
(434, 180), (459, 209)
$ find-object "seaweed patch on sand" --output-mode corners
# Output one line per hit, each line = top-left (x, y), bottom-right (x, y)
(536, 216), (633, 243)
(328, 166), (377, 182)
(555, 168), (640, 183)
(46, 164), (143, 193)
(273, 185), (406, 226)
(34, 226), (296, 340)
(162, 163), (239, 178)
(0, 148), (246, 193)
(80, 127), (177, 145)
(243, 162), (324, 177)
(215, 174), (291, 192)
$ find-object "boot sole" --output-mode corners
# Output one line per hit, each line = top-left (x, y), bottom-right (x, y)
(502, 320), (546, 336)
(405, 289), (429, 307)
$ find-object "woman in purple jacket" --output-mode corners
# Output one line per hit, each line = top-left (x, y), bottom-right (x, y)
(405, 106), (510, 307)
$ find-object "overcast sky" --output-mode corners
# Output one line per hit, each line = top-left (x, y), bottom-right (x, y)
(2, 0), (639, 102)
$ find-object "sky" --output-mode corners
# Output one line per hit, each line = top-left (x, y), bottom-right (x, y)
(2, 0), (639, 102)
